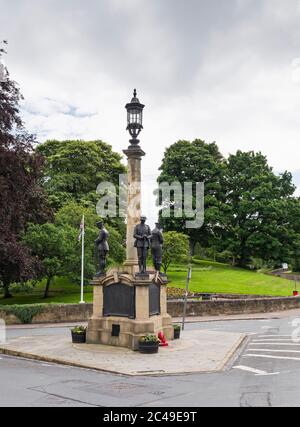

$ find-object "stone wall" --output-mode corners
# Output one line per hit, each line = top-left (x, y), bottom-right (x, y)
(167, 296), (300, 317)
(1, 296), (300, 325)
(0, 303), (93, 325)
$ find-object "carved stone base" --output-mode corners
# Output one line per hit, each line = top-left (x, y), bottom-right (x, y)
(87, 314), (173, 350)
(135, 272), (150, 280)
(86, 269), (174, 350)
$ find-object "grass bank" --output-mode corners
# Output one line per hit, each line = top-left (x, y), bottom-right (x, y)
(0, 260), (296, 305)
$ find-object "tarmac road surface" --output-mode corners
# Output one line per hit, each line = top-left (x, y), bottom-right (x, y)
(1, 310), (300, 407)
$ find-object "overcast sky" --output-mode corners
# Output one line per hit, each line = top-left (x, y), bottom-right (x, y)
(1, 0), (300, 223)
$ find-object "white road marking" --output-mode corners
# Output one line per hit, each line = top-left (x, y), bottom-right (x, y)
(244, 354), (300, 361)
(233, 365), (279, 376)
(253, 339), (292, 342)
(258, 335), (291, 338)
(249, 342), (300, 346)
(250, 349), (300, 354)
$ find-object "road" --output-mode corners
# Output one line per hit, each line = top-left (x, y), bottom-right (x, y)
(1, 312), (300, 407)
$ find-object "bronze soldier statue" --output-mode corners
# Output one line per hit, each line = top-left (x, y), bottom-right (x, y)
(151, 222), (163, 272)
(95, 221), (109, 276)
(133, 215), (151, 274)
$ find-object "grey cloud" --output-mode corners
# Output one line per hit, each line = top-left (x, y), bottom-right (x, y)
(1, 0), (300, 99)
(1, 0), (300, 182)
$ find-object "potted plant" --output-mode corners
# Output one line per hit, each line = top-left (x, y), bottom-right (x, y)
(138, 334), (160, 354)
(293, 281), (299, 297)
(71, 325), (87, 343)
(173, 324), (181, 339)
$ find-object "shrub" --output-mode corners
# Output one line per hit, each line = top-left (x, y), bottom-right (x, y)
(167, 287), (194, 298)
(249, 258), (275, 271)
(139, 334), (159, 343)
(9, 282), (35, 294)
(0, 304), (44, 324)
(71, 325), (86, 334)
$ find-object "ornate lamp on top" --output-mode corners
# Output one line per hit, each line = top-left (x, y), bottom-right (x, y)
(125, 89), (145, 146)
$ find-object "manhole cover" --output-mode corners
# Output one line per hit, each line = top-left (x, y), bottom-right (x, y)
(106, 383), (146, 392)
(79, 381), (148, 396)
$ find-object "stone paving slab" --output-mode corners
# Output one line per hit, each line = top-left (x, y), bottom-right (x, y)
(0, 330), (245, 376)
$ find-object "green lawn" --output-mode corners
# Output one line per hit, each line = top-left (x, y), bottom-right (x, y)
(167, 260), (296, 297)
(0, 277), (94, 306)
(0, 260), (296, 306)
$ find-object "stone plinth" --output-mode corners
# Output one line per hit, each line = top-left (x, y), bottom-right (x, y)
(87, 269), (174, 350)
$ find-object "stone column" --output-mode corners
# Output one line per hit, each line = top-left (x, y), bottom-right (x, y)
(122, 146), (145, 274)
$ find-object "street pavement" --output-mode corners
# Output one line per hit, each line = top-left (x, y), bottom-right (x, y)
(0, 329), (244, 375)
(1, 311), (300, 407)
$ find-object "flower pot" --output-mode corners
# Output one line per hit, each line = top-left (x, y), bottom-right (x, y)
(138, 341), (159, 354)
(293, 291), (299, 297)
(71, 331), (86, 344)
(174, 329), (181, 339)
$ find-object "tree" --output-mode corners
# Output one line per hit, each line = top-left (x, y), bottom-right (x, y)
(0, 41), (51, 298)
(223, 151), (297, 268)
(22, 223), (74, 298)
(23, 202), (126, 295)
(36, 139), (126, 210)
(157, 139), (226, 254)
(161, 231), (190, 273)
(55, 202), (126, 284)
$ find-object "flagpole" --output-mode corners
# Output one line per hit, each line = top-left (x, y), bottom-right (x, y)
(80, 214), (85, 304)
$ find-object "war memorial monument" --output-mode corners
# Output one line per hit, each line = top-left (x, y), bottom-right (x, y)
(86, 90), (174, 350)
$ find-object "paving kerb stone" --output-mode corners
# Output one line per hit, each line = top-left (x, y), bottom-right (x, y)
(0, 330), (246, 376)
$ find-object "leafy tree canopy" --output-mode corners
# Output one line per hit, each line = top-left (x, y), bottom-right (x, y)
(157, 139), (226, 251)
(158, 139), (300, 270)
(36, 139), (126, 210)
(223, 150), (298, 267)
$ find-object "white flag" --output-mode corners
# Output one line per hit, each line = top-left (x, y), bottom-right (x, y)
(78, 215), (84, 241)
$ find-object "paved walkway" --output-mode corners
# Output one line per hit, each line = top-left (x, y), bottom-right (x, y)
(0, 329), (245, 376)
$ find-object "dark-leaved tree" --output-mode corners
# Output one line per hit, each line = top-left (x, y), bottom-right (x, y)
(0, 41), (51, 298)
